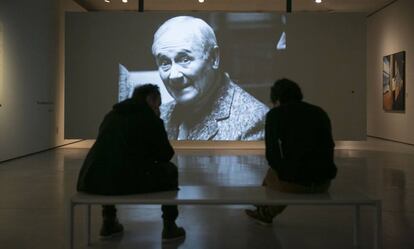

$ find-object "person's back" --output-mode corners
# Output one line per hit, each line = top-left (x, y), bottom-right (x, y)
(77, 97), (174, 195)
(266, 101), (336, 184)
(246, 78), (337, 226)
(76, 84), (185, 242)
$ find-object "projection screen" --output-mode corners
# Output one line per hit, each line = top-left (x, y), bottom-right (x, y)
(65, 12), (366, 140)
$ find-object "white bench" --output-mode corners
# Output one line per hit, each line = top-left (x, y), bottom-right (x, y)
(67, 186), (382, 249)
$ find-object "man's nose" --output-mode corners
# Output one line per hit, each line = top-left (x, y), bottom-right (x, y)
(169, 64), (183, 80)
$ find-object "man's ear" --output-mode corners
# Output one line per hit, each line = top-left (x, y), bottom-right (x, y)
(210, 46), (220, 70)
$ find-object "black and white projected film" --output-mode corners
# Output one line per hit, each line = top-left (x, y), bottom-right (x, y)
(65, 12), (366, 140)
(118, 15), (287, 141)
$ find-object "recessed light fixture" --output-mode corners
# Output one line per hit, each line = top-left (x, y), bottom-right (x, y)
(315, 0), (322, 3)
(122, 0), (128, 3)
(104, 0), (110, 3)
(198, 0), (205, 3)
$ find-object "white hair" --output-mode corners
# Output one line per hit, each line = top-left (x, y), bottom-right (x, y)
(152, 16), (218, 56)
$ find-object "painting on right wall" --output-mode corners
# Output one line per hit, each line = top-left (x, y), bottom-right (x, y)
(383, 51), (406, 112)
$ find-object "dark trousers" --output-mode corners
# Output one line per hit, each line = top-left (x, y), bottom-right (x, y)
(102, 162), (179, 221)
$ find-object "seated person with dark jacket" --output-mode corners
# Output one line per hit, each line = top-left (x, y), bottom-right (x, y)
(77, 84), (185, 241)
(245, 78), (337, 225)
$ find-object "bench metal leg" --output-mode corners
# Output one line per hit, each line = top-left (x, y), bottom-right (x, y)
(86, 204), (92, 246)
(67, 202), (74, 249)
(353, 204), (360, 248)
(374, 201), (382, 249)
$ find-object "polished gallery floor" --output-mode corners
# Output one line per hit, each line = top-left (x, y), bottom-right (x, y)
(0, 138), (413, 249)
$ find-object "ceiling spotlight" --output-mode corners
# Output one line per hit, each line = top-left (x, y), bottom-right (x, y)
(315, 0), (322, 3)
(198, 0), (205, 3)
(104, 0), (110, 3)
(122, 0), (128, 3)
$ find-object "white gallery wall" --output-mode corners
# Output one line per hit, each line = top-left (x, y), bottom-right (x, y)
(0, 0), (84, 162)
(0, 0), (59, 161)
(367, 0), (414, 144)
(55, 0), (86, 149)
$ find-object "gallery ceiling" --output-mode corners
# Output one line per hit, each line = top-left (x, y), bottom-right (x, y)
(73, 0), (396, 14)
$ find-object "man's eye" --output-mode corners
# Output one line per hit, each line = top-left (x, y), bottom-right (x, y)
(159, 60), (171, 70)
(178, 56), (191, 64)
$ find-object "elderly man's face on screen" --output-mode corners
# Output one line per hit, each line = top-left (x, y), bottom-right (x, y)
(152, 18), (218, 106)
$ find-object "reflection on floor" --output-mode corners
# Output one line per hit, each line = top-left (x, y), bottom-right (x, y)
(0, 138), (413, 249)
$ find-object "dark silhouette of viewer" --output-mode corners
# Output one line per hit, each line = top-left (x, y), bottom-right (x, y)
(245, 78), (337, 225)
(76, 84), (185, 242)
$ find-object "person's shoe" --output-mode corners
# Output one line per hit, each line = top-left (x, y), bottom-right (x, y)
(245, 209), (273, 226)
(162, 222), (186, 243)
(99, 218), (124, 238)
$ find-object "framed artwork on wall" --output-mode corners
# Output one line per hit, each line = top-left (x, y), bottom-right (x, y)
(383, 51), (405, 112)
